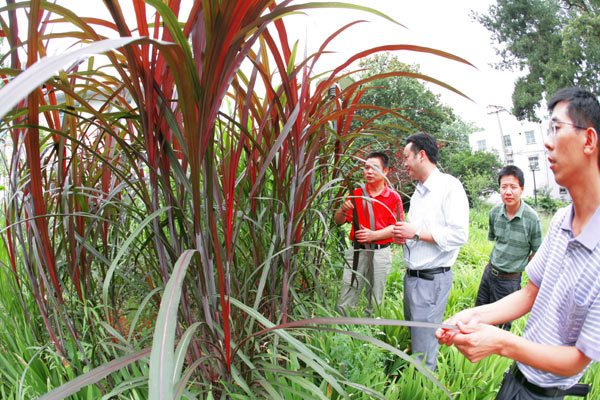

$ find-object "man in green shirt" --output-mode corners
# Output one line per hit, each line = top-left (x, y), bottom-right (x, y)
(475, 165), (543, 330)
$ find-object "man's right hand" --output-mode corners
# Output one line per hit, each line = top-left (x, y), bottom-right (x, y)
(334, 199), (354, 225)
(393, 221), (415, 244)
(340, 199), (354, 212)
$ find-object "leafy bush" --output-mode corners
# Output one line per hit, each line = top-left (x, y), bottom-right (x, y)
(524, 194), (570, 214)
(446, 150), (503, 206)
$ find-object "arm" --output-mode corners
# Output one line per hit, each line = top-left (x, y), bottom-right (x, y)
(497, 332), (590, 376)
(392, 222), (435, 243)
(334, 199), (353, 225)
(393, 180), (469, 247)
(430, 180), (470, 250)
(471, 280), (538, 324)
(443, 280), (539, 329)
(355, 224), (394, 243)
(488, 208), (495, 241)
(529, 216), (543, 257)
(436, 281), (591, 376)
(446, 319), (590, 376)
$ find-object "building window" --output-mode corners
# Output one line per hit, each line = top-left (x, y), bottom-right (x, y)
(559, 187), (567, 194)
(503, 135), (512, 147)
(525, 130), (536, 145)
(506, 155), (514, 165)
(528, 155), (539, 170)
(477, 139), (486, 151)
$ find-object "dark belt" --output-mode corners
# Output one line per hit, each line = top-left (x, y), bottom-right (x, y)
(510, 364), (590, 398)
(406, 267), (450, 281)
(354, 243), (390, 250)
(490, 264), (521, 278)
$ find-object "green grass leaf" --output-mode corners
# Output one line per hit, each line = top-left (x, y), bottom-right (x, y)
(148, 249), (197, 400)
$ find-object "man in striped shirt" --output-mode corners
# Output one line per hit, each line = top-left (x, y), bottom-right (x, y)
(475, 165), (542, 331)
(436, 87), (600, 399)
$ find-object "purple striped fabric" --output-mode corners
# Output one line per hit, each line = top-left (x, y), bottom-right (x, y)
(520, 204), (600, 388)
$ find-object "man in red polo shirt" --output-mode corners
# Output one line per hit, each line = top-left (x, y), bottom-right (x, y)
(334, 152), (404, 316)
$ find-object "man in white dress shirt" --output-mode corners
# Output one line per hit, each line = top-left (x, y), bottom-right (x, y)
(393, 132), (470, 371)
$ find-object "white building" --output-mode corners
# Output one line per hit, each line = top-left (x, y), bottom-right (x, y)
(469, 107), (570, 202)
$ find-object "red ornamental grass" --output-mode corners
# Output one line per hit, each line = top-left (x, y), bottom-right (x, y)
(1, 0), (471, 397)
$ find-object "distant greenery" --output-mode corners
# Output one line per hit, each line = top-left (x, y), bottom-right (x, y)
(356, 53), (455, 139)
(475, 0), (600, 120)
(445, 150), (503, 206)
(437, 119), (479, 173)
(353, 53), (481, 202)
(524, 195), (571, 214)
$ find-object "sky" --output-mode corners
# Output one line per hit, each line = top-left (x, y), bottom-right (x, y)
(3, 0), (523, 135)
(283, 0), (522, 131)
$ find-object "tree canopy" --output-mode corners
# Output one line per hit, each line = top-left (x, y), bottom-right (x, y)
(446, 149), (503, 205)
(356, 53), (455, 137)
(475, 0), (600, 121)
(352, 53), (484, 198)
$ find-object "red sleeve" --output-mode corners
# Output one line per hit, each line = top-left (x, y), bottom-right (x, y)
(344, 208), (352, 223)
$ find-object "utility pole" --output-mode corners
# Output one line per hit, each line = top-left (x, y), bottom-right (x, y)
(530, 163), (539, 207)
(487, 105), (509, 164)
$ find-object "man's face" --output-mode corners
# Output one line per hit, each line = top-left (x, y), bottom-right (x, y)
(403, 143), (419, 180)
(545, 101), (589, 187)
(363, 157), (387, 184)
(499, 175), (523, 209)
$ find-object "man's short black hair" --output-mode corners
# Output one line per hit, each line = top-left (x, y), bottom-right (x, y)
(498, 165), (524, 187)
(365, 151), (390, 169)
(405, 132), (438, 164)
(548, 87), (600, 168)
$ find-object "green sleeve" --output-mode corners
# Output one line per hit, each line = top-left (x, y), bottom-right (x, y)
(488, 208), (495, 242)
(530, 216), (543, 253)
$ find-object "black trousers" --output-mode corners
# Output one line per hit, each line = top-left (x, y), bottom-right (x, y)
(475, 262), (522, 331)
(496, 369), (564, 400)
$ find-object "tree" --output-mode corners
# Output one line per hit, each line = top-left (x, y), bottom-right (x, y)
(446, 149), (503, 205)
(436, 118), (477, 172)
(354, 53), (467, 194)
(356, 53), (455, 138)
(475, 0), (600, 121)
(353, 54), (480, 186)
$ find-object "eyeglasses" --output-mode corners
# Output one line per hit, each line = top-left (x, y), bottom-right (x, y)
(545, 119), (587, 137)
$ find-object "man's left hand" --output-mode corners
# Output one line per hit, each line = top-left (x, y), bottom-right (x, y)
(355, 225), (374, 243)
(450, 321), (509, 363)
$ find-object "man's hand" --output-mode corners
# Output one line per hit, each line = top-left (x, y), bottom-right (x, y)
(393, 221), (417, 242)
(435, 308), (478, 345)
(436, 308), (509, 363)
(340, 199), (354, 213)
(394, 236), (406, 245)
(355, 225), (374, 243)
(334, 199), (354, 225)
(451, 322), (508, 363)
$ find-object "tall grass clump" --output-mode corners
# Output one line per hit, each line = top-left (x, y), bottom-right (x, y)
(0, 0), (478, 398)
